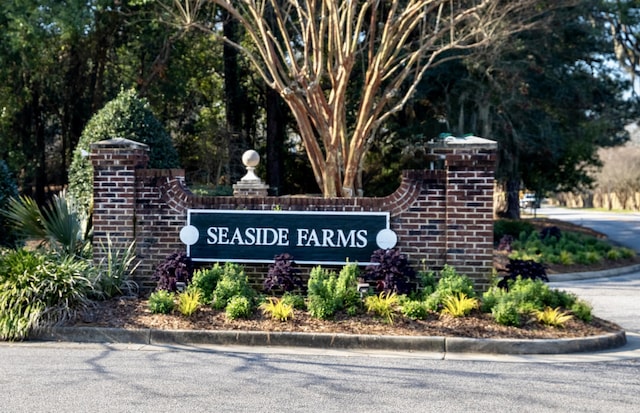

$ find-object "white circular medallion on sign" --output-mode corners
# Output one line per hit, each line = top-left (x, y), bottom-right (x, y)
(376, 229), (397, 250)
(180, 225), (200, 246)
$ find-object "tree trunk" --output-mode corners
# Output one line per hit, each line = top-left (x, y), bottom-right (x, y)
(504, 178), (520, 219)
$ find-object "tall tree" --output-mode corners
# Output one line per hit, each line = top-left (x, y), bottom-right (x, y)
(370, 1), (638, 217)
(163, 0), (558, 197)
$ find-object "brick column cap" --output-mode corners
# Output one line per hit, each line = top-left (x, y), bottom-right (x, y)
(90, 137), (149, 151)
(428, 135), (497, 150)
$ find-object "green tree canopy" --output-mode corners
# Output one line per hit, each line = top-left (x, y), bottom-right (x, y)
(68, 89), (180, 213)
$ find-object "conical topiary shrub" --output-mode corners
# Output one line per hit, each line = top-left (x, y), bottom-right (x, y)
(68, 88), (180, 214)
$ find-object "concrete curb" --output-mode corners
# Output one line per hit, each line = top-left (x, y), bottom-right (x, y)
(31, 326), (627, 355)
(549, 263), (640, 282)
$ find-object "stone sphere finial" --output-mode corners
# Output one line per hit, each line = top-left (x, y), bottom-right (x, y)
(242, 150), (260, 168)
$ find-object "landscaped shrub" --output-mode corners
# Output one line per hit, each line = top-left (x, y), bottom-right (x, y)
(68, 88), (180, 216)
(364, 248), (417, 294)
(481, 277), (583, 327)
(153, 252), (193, 292)
(263, 253), (303, 294)
(493, 219), (535, 244)
(2, 191), (90, 257)
(400, 300), (430, 320)
(424, 265), (476, 310)
(281, 292), (306, 310)
(306, 266), (339, 319)
(0, 249), (94, 340)
(148, 290), (175, 314)
(225, 295), (253, 320)
(364, 292), (399, 324)
(497, 259), (548, 289)
(0, 160), (19, 247)
(260, 297), (294, 321)
(177, 289), (201, 317)
(508, 227), (635, 267)
(191, 264), (224, 304)
(335, 263), (361, 315)
(570, 299), (593, 322)
(211, 262), (254, 310)
(94, 236), (139, 298)
(440, 293), (478, 318)
(534, 307), (573, 327)
(491, 300), (521, 327)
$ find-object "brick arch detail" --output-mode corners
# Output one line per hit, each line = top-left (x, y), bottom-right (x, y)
(91, 139), (497, 291)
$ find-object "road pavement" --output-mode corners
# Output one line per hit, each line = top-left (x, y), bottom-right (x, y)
(534, 206), (640, 252)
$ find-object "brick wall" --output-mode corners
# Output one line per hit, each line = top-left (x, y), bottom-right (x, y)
(91, 138), (497, 292)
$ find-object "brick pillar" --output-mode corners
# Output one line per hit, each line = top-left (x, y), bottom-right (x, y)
(428, 136), (497, 289)
(90, 138), (149, 267)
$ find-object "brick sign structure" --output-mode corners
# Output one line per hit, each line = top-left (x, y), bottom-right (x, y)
(90, 136), (497, 291)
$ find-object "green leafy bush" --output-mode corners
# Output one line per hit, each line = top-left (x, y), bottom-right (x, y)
(260, 297), (294, 321)
(2, 191), (90, 257)
(94, 236), (139, 298)
(0, 249), (94, 340)
(401, 300), (430, 320)
(148, 290), (175, 314)
(211, 263), (254, 310)
(68, 88), (180, 215)
(225, 295), (253, 320)
(493, 219), (535, 244)
(482, 277), (580, 327)
(335, 263), (361, 314)
(423, 265), (476, 310)
(364, 292), (399, 324)
(306, 266), (339, 319)
(570, 299), (593, 322)
(191, 265), (224, 304)
(177, 289), (201, 317)
(440, 293), (478, 317)
(281, 292), (306, 310)
(491, 300), (521, 327)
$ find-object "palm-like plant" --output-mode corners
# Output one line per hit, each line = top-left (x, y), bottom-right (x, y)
(2, 191), (90, 256)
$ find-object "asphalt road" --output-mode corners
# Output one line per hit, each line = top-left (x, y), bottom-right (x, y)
(1, 341), (639, 412)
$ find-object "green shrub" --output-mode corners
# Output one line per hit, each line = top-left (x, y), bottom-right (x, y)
(491, 300), (521, 327)
(534, 307), (573, 327)
(191, 265), (224, 304)
(335, 263), (361, 313)
(281, 292), (306, 310)
(0, 249), (94, 340)
(440, 293), (478, 317)
(260, 297), (294, 321)
(94, 236), (139, 298)
(211, 263), (254, 310)
(493, 219), (535, 244)
(306, 266), (339, 319)
(570, 299), (593, 322)
(401, 300), (430, 320)
(68, 89), (180, 216)
(225, 295), (253, 320)
(424, 265), (476, 309)
(2, 191), (90, 257)
(148, 290), (175, 314)
(364, 292), (399, 324)
(177, 289), (201, 317)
